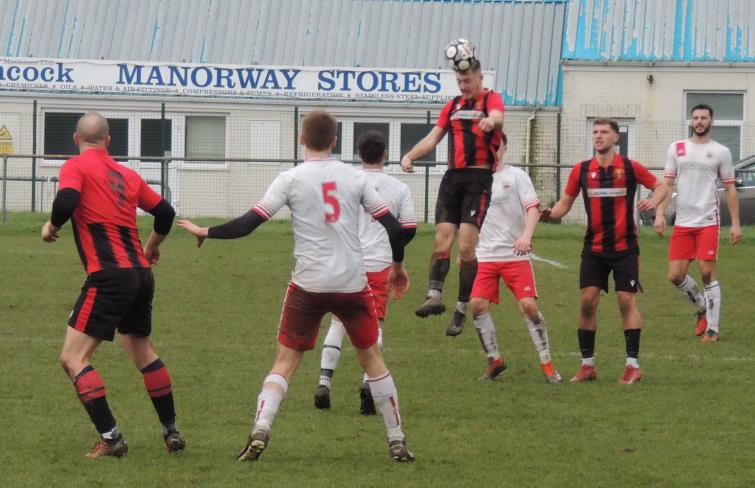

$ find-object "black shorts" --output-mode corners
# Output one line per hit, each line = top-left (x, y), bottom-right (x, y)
(435, 168), (493, 227)
(68, 268), (155, 341)
(579, 251), (641, 293)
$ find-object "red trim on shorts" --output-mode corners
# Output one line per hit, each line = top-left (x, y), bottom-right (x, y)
(75, 287), (97, 332)
(477, 192), (486, 227)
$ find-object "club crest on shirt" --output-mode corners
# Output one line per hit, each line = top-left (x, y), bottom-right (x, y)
(475, 101), (483, 111)
(614, 168), (625, 179)
(676, 141), (686, 157)
(705, 151), (713, 159)
(501, 179), (513, 190)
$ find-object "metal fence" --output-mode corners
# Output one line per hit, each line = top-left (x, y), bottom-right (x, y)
(1, 99), (754, 224)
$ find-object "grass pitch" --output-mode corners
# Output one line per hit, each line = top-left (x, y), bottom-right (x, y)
(1, 213), (753, 487)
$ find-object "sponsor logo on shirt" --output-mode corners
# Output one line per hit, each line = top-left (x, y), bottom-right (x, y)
(450, 110), (486, 121)
(587, 187), (627, 198)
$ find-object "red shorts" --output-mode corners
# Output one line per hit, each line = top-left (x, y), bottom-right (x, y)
(669, 225), (720, 261)
(470, 260), (538, 304)
(366, 267), (391, 321)
(277, 283), (379, 351)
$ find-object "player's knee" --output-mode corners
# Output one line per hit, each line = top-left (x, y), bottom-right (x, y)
(59, 351), (82, 377)
(457, 242), (476, 261)
(700, 268), (714, 284)
(667, 269), (684, 285)
(617, 294), (635, 314)
(580, 296), (598, 318)
(469, 298), (489, 317)
(519, 299), (539, 319)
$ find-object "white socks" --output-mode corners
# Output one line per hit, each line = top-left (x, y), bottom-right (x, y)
(525, 312), (552, 364)
(368, 373), (404, 442)
(473, 313), (500, 360)
(319, 318), (346, 388)
(582, 357), (595, 367)
(704, 281), (721, 332)
(677, 275), (706, 312)
(626, 357), (639, 368)
(254, 373), (288, 432)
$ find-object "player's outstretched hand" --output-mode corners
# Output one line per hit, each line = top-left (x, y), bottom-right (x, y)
(539, 208), (554, 223)
(400, 155), (414, 173)
(41, 221), (60, 243)
(177, 219), (208, 248)
(387, 263), (410, 299)
(730, 223), (743, 246)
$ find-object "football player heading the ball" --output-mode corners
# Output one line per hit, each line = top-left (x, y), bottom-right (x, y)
(540, 118), (668, 385)
(401, 39), (505, 337)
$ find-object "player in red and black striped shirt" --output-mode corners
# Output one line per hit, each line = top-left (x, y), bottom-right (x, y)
(41, 112), (184, 458)
(401, 53), (504, 336)
(542, 119), (667, 385)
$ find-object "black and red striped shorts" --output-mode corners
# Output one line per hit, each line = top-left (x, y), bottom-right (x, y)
(68, 268), (155, 341)
(435, 168), (493, 228)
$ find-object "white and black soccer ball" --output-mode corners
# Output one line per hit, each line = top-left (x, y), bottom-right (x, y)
(445, 39), (478, 72)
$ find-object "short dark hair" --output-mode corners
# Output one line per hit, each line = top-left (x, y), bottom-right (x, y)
(691, 103), (714, 118)
(302, 110), (337, 151)
(593, 118), (620, 134)
(357, 130), (386, 164)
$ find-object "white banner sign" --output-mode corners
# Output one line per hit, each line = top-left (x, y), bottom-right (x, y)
(0, 57), (495, 102)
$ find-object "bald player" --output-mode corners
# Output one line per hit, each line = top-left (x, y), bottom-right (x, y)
(42, 112), (184, 458)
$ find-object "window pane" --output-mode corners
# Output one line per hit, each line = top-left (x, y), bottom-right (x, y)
(686, 93), (743, 120)
(688, 125), (740, 161)
(141, 119), (172, 159)
(353, 122), (389, 161)
(44, 112), (83, 158)
(107, 118), (129, 159)
(401, 123), (435, 161)
(185, 116), (225, 161)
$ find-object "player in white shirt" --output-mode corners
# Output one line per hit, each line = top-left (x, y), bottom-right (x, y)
(177, 111), (415, 462)
(314, 130), (417, 415)
(468, 136), (561, 382)
(656, 104), (742, 342)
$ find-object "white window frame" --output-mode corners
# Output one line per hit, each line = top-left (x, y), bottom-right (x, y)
(179, 114), (229, 171)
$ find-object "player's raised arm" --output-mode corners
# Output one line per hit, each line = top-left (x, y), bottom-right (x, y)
(401, 126), (446, 173)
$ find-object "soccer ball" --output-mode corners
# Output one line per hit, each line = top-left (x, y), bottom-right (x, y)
(445, 39), (478, 72)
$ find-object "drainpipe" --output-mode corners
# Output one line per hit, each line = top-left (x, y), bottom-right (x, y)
(524, 110), (536, 174)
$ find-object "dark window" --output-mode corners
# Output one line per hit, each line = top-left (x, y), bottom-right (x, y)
(401, 123), (435, 161)
(107, 119), (129, 160)
(141, 119), (173, 160)
(353, 122), (389, 161)
(44, 112), (83, 158)
(44, 113), (128, 160)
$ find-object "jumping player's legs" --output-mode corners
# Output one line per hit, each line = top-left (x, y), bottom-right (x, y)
(416, 223), (456, 318)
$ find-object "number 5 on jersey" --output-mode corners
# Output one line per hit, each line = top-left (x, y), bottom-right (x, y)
(322, 182), (341, 223)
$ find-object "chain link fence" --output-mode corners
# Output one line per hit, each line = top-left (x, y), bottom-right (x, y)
(1, 99), (753, 224)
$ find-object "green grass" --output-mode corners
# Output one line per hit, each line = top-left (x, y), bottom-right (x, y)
(1, 213), (753, 487)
